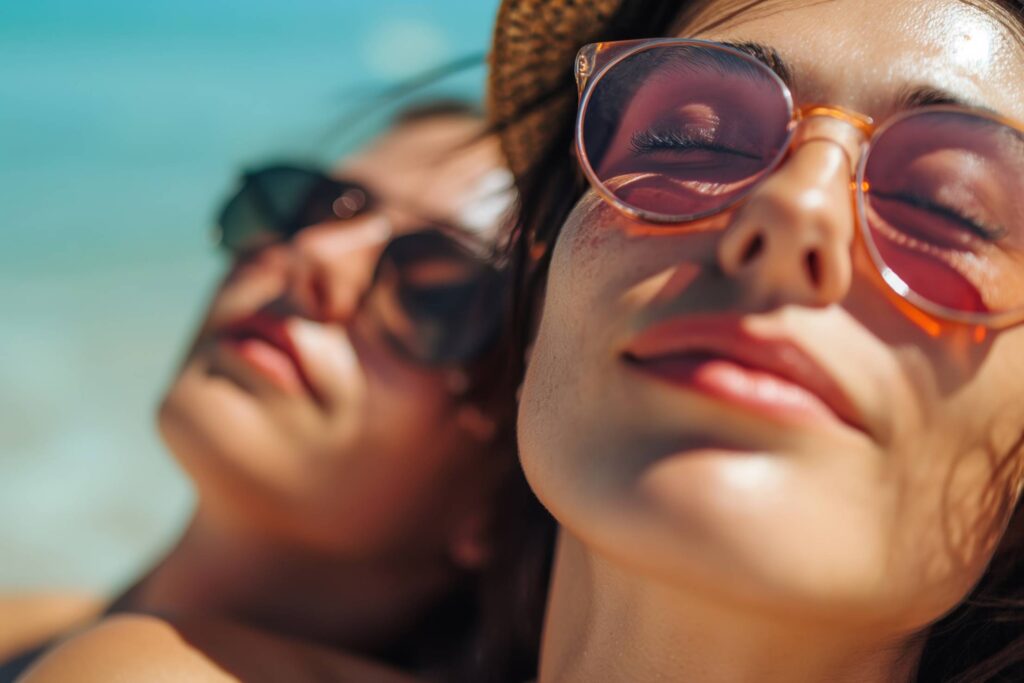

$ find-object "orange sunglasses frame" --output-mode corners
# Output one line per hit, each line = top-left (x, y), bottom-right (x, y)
(573, 38), (1024, 333)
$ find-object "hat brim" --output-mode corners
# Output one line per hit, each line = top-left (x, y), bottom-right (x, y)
(487, 0), (625, 180)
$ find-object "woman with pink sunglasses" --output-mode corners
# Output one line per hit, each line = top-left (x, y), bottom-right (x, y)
(490, 0), (1024, 680)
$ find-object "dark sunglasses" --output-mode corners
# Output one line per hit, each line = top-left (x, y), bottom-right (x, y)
(213, 163), (504, 365)
(575, 39), (1024, 330)
(215, 163), (373, 254)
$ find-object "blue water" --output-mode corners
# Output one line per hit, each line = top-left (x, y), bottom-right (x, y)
(0, 0), (500, 591)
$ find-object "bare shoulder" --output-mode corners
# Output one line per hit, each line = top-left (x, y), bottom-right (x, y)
(19, 614), (236, 682)
(0, 591), (102, 661)
(19, 613), (426, 683)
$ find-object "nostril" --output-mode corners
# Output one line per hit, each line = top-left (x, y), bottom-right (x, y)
(805, 249), (822, 288)
(740, 233), (764, 264)
(311, 275), (330, 318)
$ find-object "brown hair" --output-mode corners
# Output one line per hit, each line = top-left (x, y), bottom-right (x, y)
(497, 1), (1024, 680)
(446, 278), (555, 683)
(334, 94), (553, 682)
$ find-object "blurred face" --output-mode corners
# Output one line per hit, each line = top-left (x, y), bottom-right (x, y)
(519, 0), (1024, 634)
(160, 114), (511, 562)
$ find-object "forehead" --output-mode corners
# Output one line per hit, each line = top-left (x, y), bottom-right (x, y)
(686, 0), (1024, 120)
(336, 115), (506, 230)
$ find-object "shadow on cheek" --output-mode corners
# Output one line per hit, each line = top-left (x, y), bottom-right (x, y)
(843, 250), (1002, 399)
(933, 427), (1024, 588)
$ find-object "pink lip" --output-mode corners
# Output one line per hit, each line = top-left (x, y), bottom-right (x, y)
(220, 312), (315, 397)
(622, 316), (866, 433)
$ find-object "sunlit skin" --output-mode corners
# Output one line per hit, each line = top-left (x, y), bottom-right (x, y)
(518, 1), (1024, 681)
(13, 113), (511, 682)
(0, 593), (101, 662)
(160, 115), (506, 564)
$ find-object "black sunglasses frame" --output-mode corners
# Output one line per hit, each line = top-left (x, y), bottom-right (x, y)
(213, 163), (505, 366)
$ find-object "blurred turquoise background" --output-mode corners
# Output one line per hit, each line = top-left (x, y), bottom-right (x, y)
(0, 0), (499, 592)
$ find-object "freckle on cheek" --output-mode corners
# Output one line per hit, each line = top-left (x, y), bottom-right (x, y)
(571, 223), (614, 261)
(567, 197), (619, 262)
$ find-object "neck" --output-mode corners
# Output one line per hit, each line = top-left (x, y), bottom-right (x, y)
(112, 504), (460, 655)
(539, 531), (923, 683)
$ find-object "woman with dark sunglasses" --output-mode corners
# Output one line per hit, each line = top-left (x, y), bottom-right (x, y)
(489, 0), (1024, 681)
(7, 102), (551, 682)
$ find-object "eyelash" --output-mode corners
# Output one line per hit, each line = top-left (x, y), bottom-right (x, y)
(625, 132), (1005, 243)
(872, 190), (1006, 242)
(629, 130), (761, 160)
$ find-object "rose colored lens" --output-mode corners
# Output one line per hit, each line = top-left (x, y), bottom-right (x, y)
(580, 43), (792, 222)
(861, 110), (1024, 316)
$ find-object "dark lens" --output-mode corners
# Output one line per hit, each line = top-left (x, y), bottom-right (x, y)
(366, 230), (500, 364)
(861, 110), (1024, 316)
(581, 43), (792, 221)
(217, 165), (353, 253)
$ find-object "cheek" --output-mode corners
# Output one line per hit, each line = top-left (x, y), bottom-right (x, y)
(530, 193), (634, 360)
(845, 244), (1001, 397)
(199, 261), (289, 337)
(357, 371), (455, 462)
(941, 341), (1024, 548)
(355, 344), (455, 436)
(543, 192), (712, 336)
(369, 371), (451, 429)
(518, 194), (714, 511)
(519, 195), (634, 508)
(890, 430), (1024, 621)
(881, 333), (1024, 614)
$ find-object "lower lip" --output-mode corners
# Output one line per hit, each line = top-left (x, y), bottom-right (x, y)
(223, 336), (306, 395)
(626, 354), (840, 426)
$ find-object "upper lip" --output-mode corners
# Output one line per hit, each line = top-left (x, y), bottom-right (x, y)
(621, 315), (867, 434)
(222, 311), (319, 397)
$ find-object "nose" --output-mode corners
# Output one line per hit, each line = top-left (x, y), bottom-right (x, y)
(716, 116), (862, 309)
(287, 215), (392, 323)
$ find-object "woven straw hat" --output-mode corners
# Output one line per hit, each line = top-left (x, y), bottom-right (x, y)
(487, 0), (626, 180)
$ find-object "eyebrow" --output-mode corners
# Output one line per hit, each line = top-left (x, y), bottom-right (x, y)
(894, 85), (997, 115)
(717, 40), (793, 86)
(720, 40), (1002, 117)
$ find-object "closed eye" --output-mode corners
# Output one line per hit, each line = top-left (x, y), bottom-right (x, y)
(872, 190), (1006, 242)
(630, 129), (762, 160)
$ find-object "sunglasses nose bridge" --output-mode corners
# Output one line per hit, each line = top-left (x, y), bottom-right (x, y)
(715, 109), (867, 309)
(788, 107), (872, 177)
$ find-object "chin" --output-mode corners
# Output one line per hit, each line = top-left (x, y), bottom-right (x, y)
(158, 365), (300, 493)
(546, 431), (917, 616)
